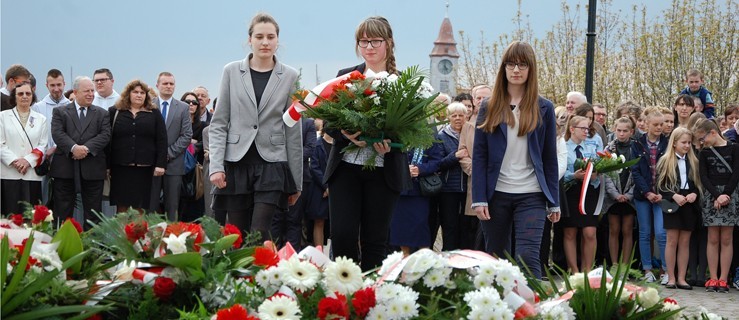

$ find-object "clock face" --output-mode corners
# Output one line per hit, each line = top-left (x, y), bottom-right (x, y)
(438, 59), (453, 75)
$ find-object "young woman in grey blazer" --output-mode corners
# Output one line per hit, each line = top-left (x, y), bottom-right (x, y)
(208, 13), (303, 240)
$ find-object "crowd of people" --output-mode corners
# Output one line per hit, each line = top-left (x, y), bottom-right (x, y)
(2, 13), (739, 293)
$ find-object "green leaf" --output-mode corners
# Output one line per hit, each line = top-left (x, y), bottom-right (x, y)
(5, 304), (112, 320)
(1, 235), (9, 292)
(154, 252), (204, 279)
(52, 219), (85, 274)
(214, 234), (238, 253)
(2, 233), (33, 307)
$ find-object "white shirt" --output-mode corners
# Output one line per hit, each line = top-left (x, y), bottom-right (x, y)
(495, 105), (541, 194)
(32, 94), (70, 150)
(677, 153), (688, 189)
(92, 90), (120, 109)
(159, 97), (173, 122)
(0, 88), (9, 95)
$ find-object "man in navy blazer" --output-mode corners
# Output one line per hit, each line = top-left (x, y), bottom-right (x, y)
(50, 76), (110, 229)
(149, 72), (193, 220)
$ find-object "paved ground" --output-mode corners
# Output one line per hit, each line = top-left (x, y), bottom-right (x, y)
(660, 284), (739, 318)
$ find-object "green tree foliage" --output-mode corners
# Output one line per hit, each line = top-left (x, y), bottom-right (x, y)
(457, 0), (739, 120)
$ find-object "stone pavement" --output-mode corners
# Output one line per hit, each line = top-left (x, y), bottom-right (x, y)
(660, 284), (739, 318)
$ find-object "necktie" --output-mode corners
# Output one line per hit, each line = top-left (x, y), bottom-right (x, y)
(161, 101), (168, 121)
(575, 145), (583, 159)
(79, 107), (86, 122)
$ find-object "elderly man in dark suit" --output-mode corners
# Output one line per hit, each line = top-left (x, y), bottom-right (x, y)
(50, 76), (111, 229)
(150, 72), (192, 221)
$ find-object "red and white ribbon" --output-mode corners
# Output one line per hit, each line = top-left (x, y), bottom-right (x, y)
(578, 162), (605, 215)
(282, 71), (363, 127)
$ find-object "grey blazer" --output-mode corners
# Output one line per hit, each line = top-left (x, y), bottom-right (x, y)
(209, 55), (303, 190)
(153, 97), (193, 176)
(50, 102), (110, 180)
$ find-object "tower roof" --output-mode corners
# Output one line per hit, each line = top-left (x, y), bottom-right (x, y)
(430, 17), (459, 58)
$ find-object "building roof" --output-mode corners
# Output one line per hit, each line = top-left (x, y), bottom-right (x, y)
(430, 17), (459, 58)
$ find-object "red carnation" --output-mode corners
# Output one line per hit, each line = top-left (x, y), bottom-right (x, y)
(253, 246), (279, 268)
(10, 214), (23, 226)
(222, 224), (243, 248)
(351, 287), (376, 317)
(124, 220), (148, 243)
(32, 205), (51, 224)
(216, 304), (258, 320)
(318, 294), (349, 320)
(65, 218), (83, 233)
(152, 276), (176, 301)
(664, 297), (678, 304)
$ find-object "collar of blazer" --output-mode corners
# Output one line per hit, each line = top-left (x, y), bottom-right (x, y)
(239, 54), (285, 111)
(7, 108), (41, 144)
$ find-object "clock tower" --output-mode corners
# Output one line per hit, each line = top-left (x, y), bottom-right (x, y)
(429, 7), (459, 97)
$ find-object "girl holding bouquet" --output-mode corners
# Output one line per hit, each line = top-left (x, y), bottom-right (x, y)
(323, 16), (412, 271)
(695, 119), (739, 292)
(656, 127), (700, 290)
(561, 115), (602, 273)
(471, 41), (560, 279)
(208, 13), (303, 240)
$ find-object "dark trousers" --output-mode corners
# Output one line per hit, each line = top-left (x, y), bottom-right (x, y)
(479, 191), (547, 278)
(689, 223), (708, 282)
(540, 219), (553, 274)
(438, 192), (466, 250)
(150, 175), (182, 221)
(329, 162), (400, 271)
(271, 182), (310, 250)
(52, 177), (103, 229)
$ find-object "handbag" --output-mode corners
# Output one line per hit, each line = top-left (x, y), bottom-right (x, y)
(659, 199), (679, 214)
(419, 174), (442, 196)
(181, 163), (204, 200)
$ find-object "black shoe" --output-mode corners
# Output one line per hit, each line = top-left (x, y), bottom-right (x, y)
(676, 283), (692, 290)
(717, 280), (730, 293)
(665, 283), (677, 289)
(706, 279), (718, 292)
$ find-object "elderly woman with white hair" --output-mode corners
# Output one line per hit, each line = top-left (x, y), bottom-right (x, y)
(434, 102), (470, 250)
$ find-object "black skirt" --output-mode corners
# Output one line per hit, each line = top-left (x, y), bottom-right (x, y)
(561, 181), (600, 228)
(212, 145), (297, 211)
(109, 165), (154, 208)
(664, 190), (699, 231)
(606, 202), (636, 216)
(1, 179), (42, 215)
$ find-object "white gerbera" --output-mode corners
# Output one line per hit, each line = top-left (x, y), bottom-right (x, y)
(256, 268), (272, 288)
(324, 257), (363, 295)
(278, 257), (320, 292)
(258, 295), (301, 320)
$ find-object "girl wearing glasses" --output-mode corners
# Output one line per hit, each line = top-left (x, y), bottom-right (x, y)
(0, 82), (47, 215)
(560, 115), (602, 273)
(471, 41), (559, 279)
(323, 16), (411, 271)
(209, 13), (303, 239)
(694, 119), (739, 292)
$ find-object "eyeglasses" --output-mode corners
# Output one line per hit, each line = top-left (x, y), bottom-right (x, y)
(572, 126), (590, 131)
(15, 92), (32, 97)
(504, 62), (529, 70)
(184, 100), (199, 106)
(94, 78), (111, 83)
(697, 132), (709, 144)
(358, 39), (385, 48)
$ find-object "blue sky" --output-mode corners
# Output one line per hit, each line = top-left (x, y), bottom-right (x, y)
(1, 0), (671, 100)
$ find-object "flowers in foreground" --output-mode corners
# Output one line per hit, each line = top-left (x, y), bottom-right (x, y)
(216, 304), (258, 320)
(278, 256), (321, 292)
(254, 246), (280, 268)
(221, 224), (243, 248)
(124, 220), (148, 243)
(162, 232), (191, 254)
(11, 213), (23, 226)
(153, 276), (176, 301)
(317, 293), (349, 320)
(32, 204), (53, 224)
(324, 256), (364, 295)
(258, 295), (301, 320)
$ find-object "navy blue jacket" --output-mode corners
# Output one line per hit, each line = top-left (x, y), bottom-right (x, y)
(310, 136), (330, 192)
(471, 97), (559, 207)
(630, 134), (669, 200)
(437, 128), (467, 193)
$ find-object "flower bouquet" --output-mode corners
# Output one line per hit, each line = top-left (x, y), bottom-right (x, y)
(573, 150), (640, 182)
(286, 66), (444, 167)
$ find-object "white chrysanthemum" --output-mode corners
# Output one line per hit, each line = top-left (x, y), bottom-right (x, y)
(397, 297), (420, 319)
(365, 306), (388, 320)
(256, 268), (272, 288)
(494, 269), (517, 294)
(402, 249), (442, 279)
(638, 287), (660, 308)
(379, 251), (405, 276)
(258, 295), (301, 320)
(162, 231), (191, 254)
(375, 282), (419, 306)
(422, 267), (451, 288)
(537, 301), (576, 320)
(324, 256), (363, 295)
(278, 257), (320, 292)
(567, 273), (585, 289)
(464, 287), (502, 311)
(662, 300), (681, 320)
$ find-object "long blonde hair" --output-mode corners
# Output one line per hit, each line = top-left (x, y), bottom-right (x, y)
(478, 41), (540, 136)
(656, 127), (701, 193)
